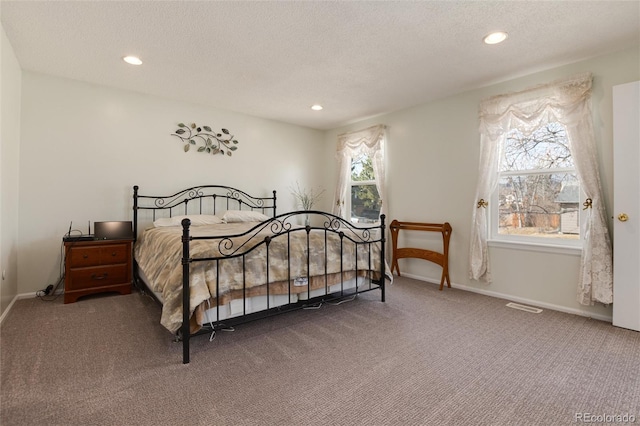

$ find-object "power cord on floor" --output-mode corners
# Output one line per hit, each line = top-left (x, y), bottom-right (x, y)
(203, 300), (236, 341)
(303, 302), (323, 310)
(36, 275), (64, 301)
(36, 284), (54, 297)
(326, 294), (357, 305)
(36, 239), (66, 301)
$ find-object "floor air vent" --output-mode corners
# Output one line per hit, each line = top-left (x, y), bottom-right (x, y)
(506, 302), (543, 314)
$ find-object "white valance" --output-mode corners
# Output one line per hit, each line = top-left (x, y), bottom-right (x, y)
(479, 72), (594, 137)
(337, 124), (386, 155)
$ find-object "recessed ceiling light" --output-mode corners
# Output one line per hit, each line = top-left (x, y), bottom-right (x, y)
(311, 104), (323, 111)
(123, 56), (142, 65)
(483, 31), (508, 45)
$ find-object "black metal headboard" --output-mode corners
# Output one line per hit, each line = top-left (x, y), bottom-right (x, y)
(132, 185), (277, 239)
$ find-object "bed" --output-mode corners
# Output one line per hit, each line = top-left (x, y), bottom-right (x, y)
(132, 185), (389, 363)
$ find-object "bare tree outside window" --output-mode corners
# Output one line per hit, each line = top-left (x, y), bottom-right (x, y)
(497, 122), (580, 239)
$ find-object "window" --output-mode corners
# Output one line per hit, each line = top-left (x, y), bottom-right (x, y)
(349, 153), (381, 224)
(470, 73), (613, 306)
(333, 125), (386, 225)
(491, 122), (583, 246)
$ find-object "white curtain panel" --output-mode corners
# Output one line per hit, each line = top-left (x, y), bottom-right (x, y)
(332, 151), (350, 217)
(468, 120), (503, 282)
(333, 125), (387, 220)
(470, 73), (613, 305)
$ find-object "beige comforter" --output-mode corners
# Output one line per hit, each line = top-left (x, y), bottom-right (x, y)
(135, 222), (386, 333)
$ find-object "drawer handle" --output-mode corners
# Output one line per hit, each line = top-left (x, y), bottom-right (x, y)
(111, 252), (117, 256)
(83, 254), (89, 259)
(91, 273), (108, 280)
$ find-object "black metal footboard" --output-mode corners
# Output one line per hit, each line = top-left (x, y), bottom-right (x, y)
(179, 211), (386, 364)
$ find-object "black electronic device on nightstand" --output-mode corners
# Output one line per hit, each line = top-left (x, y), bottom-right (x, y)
(63, 234), (95, 242)
(63, 221), (95, 242)
(94, 221), (133, 240)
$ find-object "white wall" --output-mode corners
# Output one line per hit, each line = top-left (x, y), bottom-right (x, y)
(12, 43), (640, 321)
(324, 47), (640, 320)
(18, 72), (325, 294)
(0, 25), (21, 315)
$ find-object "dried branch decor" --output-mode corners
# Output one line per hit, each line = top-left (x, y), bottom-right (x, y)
(290, 182), (325, 210)
(171, 123), (239, 156)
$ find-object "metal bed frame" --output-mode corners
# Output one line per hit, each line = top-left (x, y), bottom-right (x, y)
(133, 185), (386, 363)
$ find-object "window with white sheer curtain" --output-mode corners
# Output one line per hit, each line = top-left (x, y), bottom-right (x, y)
(333, 125), (386, 225)
(469, 73), (613, 306)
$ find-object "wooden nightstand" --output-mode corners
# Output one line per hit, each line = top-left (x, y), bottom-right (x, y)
(64, 238), (133, 304)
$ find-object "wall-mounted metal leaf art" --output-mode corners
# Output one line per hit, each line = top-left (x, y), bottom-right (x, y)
(171, 123), (239, 156)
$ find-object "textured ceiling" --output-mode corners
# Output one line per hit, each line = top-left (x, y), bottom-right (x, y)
(2, 1), (639, 130)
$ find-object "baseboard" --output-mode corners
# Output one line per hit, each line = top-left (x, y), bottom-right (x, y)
(395, 272), (613, 323)
(0, 291), (66, 325)
(0, 294), (20, 325)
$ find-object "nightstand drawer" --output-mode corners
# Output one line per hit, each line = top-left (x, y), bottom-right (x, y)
(66, 264), (129, 291)
(98, 244), (129, 264)
(68, 246), (102, 267)
(68, 243), (130, 267)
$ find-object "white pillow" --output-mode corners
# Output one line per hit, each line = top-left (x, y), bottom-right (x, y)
(222, 210), (271, 223)
(153, 214), (223, 227)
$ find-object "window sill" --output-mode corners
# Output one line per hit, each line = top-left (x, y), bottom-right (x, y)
(488, 239), (582, 256)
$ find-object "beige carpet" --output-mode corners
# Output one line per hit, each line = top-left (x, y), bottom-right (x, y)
(1, 276), (639, 425)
